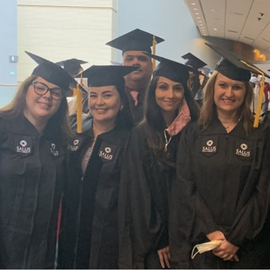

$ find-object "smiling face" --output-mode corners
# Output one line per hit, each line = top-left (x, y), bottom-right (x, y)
(122, 51), (153, 87)
(155, 76), (185, 115)
(214, 73), (246, 117)
(88, 85), (121, 126)
(24, 76), (62, 125)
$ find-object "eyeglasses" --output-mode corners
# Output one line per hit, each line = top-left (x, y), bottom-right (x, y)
(31, 81), (64, 100)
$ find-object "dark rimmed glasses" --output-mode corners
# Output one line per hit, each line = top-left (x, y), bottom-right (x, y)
(31, 81), (64, 100)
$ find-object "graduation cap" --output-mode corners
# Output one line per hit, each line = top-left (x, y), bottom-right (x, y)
(55, 58), (88, 76)
(182, 52), (207, 69)
(25, 51), (78, 91)
(26, 51), (87, 93)
(79, 65), (139, 88)
(79, 65), (136, 130)
(144, 53), (193, 85)
(106, 28), (164, 54)
(205, 43), (270, 128)
(205, 43), (270, 81)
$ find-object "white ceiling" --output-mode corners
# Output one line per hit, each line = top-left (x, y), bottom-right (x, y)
(184, 0), (270, 56)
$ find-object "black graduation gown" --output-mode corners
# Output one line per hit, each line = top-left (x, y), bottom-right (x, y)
(57, 120), (130, 269)
(125, 86), (146, 125)
(0, 115), (66, 268)
(170, 117), (270, 269)
(118, 122), (181, 269)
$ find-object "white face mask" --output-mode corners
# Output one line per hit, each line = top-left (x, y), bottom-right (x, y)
(250, 77), (257, 84)
(191, 240), (222, 259)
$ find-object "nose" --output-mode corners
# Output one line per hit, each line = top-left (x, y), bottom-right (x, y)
(132, 57), (141, 67)
(225, 87), (233, 97)
(96, 95), (105, 105)
(166, 88), (174, 98)
(42, 89), (52, 99)
(133, 63), (141, 68)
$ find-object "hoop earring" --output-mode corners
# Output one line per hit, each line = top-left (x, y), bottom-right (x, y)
(120, 105), (124, 111)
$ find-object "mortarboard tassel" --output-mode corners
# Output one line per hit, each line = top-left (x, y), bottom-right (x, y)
(76, 75), (83, 133)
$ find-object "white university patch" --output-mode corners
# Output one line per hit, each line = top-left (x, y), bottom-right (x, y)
(202, 139), (217, 153)
(50, 143), (59, 157)
(68, 139), (80, 151)
(99, 146), (113, 160)
(17, 140), (31, 153)
(236, 143), (250, 157)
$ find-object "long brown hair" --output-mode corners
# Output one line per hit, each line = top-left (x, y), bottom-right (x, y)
(0, 75), (72, 140)
(199, 71), (253, 132)
(144, 76), (200, 169)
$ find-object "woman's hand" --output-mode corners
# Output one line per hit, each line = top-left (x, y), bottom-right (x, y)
(212, 239), (239, 261)
(157, 246), (170, 268)
(206, 230), (225, 241)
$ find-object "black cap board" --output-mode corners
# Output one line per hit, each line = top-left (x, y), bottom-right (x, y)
(205, 43), (270, 81)
(26, 51), (87, 93)
(78, 65), (139, 87)
(106, 28), (164, 54)
(25, 51), (78, 91)
(55, 58), (88, 75)
(182, 52), (207, 69)
(144, 52), (192, 85)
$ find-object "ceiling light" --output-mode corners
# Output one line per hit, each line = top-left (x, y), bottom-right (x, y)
(195, 13), (199, 15)
(214, 28), (218, 31)
(197, 17), (201, 19)
(193, 8), (198, 10)
(191, 3), (196, 5)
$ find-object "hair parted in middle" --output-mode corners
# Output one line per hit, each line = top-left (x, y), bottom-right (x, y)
(199, 70), (254, 132)
(142, 76), (200, 169)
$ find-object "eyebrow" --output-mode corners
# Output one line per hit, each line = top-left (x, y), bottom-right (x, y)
(217, 80), (244, 85)
(89, 90), (113, 94)
(158, 81), (183, 86)
(124, 54), (146, 58)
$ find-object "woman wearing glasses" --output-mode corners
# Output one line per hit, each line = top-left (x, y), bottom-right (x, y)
(0, 52), (73, 268)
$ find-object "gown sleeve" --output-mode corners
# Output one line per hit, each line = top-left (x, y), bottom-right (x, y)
(118, 127), (166, 269)
(227, 126), (270, 246)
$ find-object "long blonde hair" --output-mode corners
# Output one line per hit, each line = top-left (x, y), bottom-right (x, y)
(0, 75), (72, 140)
(199, 71), (253, 132)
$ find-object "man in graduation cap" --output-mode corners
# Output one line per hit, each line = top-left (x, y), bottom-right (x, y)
(182, 52), (208, 106)
(106, 28), (164, 124)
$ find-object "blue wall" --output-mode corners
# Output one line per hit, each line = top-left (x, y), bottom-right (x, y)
(117, 0), (242, 69)
(0, 0), (17, 107)
(117, 0), (217, 64)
